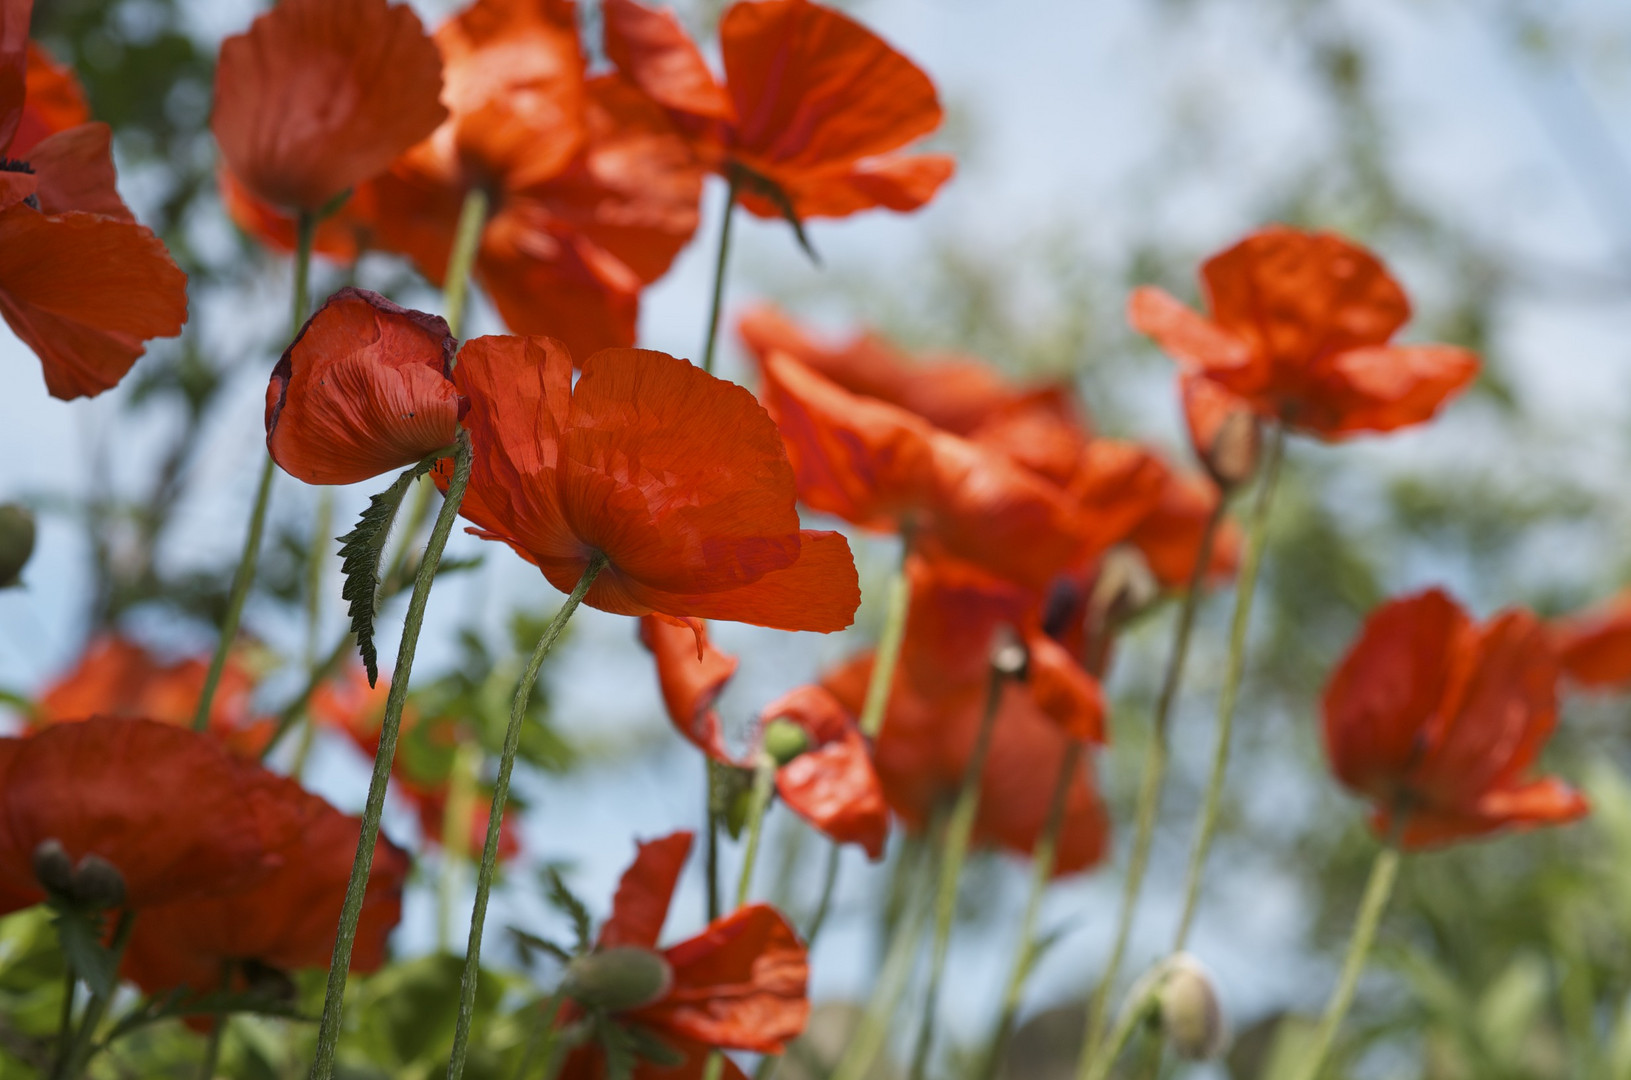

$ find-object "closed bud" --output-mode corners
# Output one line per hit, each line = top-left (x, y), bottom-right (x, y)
(31, 839), (73, 896)
(1157, 953), (1227, 1060)
(565, 946), (674, 1012)
(70, 854), (127, 911)
(1204, 408), (1261, 491)
(761, 717), (811, 767)
(1088, 546), (1159, 630)
(0, 504), (35, 589)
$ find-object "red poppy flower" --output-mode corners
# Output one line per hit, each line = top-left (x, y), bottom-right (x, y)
(12, 42), (88, 158)
(219, 165), (379, 263)
(35, 635), (273, 757)
(1129, 226), (1480, 440)
(212, 0), (445, 213)
(0, 6), (187, 400)
(640, 616), (889, 856)
(265, 287), (464, 486)
(602, 0), (953, 222)
(443, 336), (860, 633)
(757, 349), (1102, 592)
(311, 665), (522, 860)
(1322, 588), (1588, 849)
(119, 772), (408, 1009)
(369, 0), (702, 359)
(557, 831), (808, 1079)
(0, 718), (299, 912)
(1549, 591), (1631, 690)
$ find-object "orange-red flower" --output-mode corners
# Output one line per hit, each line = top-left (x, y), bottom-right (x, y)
(0, 718), (298, 912)
(603, 0), (954, 222)
(211, 0), (446, 214)
(557, 831), (808, 1079)
(1129, 226), (1480, 440)
(370, 0), (702, 358)
(0, 4), (187, 400)
(35, 635), (273, 757)
(119, 772), (408, 1010)
(1124, 464), (1241, 590)
(1548, 591), (1631, 691)
(640, 616), (889, 856)
(1322, 588), (1588, 850)
(266, 287), (464, 486)
(444, 336), (860, 633)
(13, 42), (87, 157)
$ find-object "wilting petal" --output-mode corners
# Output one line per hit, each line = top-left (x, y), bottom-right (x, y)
(1549, 591), (1631, 689)
(1304, 344), (1480, 437)
(641, 903), (809, 1053)
(639, 616), (740, 763)
(266, 287), (462, 486)
(0, 205), (187, 400)
(599, 831), (691, 951)
(26, 123), (131, 219)
(12, 42), (89, 159)
(212, 0), (447, 210)
(601, 0), (734, 121)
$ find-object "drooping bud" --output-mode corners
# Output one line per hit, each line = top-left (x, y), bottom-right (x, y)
(0, 504), (35, 589)
(1204, 408), (1261, 491)
(1088, 546), (1159, 630)
(31, 839), (74, 896)
(990, 628), (1028, 680)
(564, 946), (675, 1012)
(761, 717), (811, 766)
(1156, 953), (1227, 1060)
(70, 854), (128, 911)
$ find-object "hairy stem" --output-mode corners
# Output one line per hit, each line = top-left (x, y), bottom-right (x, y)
(858, 531), (914, 739)
(699, 178), (739, 375)
(443, 189), (489, 339)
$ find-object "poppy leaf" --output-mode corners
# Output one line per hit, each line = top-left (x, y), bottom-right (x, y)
(336, 460), (438, 687)
(509, 927), (574, 966)
(104, 987), (309, 1043)
(596, 1016), (640, 1080)
(625, 1023), (688, 1067)
(544, 868), (595, 952)
(731, 164), (820, 265)
(52, 910), (116, 999)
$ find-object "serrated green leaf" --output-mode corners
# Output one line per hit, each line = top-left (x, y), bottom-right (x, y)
(336, 460), (435, 687)
(625, 1023), (687, 1067)
(53, 910), (114, 999)
(545, 869), (595, 952)
(596, 1017), (639, 1080)
(510, 927), (574, 966)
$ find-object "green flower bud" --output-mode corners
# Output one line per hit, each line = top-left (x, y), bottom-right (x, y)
(761, 717), (810, 766)
(0, 505), (35, 589)
(70, 854), (127, 911)
(31, 839), (73, 896)
(565, 946), (674, 1012)
(1157, 953), (1227, 1060)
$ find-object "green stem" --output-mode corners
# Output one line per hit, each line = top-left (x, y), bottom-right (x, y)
(290, 492), (334, 778)
(908, 667), (1007, 1080)
(699, 178), (738, 375)
(445, 554), (608, 1080)
(1077, 502), (1227, 1072)
(736, 758), (778, 907)
(706, 763), (723, 922)
(1172, 424), (1286, 951)
(1289, 846), (1401, 1080)
(439, 741), (481, 953)
(193, 213), (314, 733)
(1081, 977), (1162, 1080)
(443, 189), (489, 339)
(858, 531), (913, 739)
(982, 739), (1082, 1080)
(57, 910), (135, 1080)
(197, 964), (231, 1080)
(308, 433), (474, 1080)
(52, 963), (74, 1075)
(511, 992), (565, 1080)
(805, 841), (843, 945)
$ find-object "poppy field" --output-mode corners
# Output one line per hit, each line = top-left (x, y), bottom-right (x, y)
(2, 1), (1630, 1078)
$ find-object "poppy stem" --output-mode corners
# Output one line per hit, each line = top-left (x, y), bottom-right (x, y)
(907, 664), (1008, 1080)
(1289, 845), (1401, 1080)
(706, 762), (723, 921)
(197, 963), (231, 1080)
(981, 737), (1083, 1080)
(56, 909), (136, 1080)
(445, 553), (609, 1080)
(1080, 973), (1163, 1080)
(443, 189), (490, 340)
(858, 529), (914, 739)
(1172, 423), (1286, 951)
(736, 756), (779, 906)
(1076, 500), (1228, 1072)
(191, 212), (315, 734)
(308, 431), (475, 1080)
(805, 840), (843, 945)
(439, 741), (481, 953)
(699, 178), (738, 376)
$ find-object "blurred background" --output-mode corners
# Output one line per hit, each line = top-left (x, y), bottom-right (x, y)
(3, 0), (1631, 1076)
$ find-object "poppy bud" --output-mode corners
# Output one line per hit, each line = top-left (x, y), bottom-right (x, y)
(70, 854), (127, 911)
(991, 629), (1028, 680)
(32, 839), (73, 896)
(761, 717), (811, 766)
(1088, 546), (1159, 630)
(1156, 953), (1227, 1060)
(0, 504), (35, 589)
(1204, 408), (1261, 491)
(565, 945), (675, 1012)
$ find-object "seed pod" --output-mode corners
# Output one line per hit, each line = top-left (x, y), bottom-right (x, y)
(0, 504), (35, 589)
(71, 854), (128, 911)
(761, 717), (811, 767)
(31, 839), (74, 896)
(1157, 953), (1227, 1060)
(565, 946), (675, 1012)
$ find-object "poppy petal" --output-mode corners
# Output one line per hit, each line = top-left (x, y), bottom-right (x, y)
(212, 0), (447, 210)
(1125, 467), (1237, 589)
(1549, 591), (1631, 689)
(0, 0), (28, 155)
(1127, 285), (1254, 377)
(0, 205), (187, 400)
(25, 122), (131, 220)
(11, 42), (89, 159)
(1025, 633), (1106, 744)
(639, 615), (740, 763)
(1380, 778), (1589, 851)
(601, 0), (735, 120)
(775, 727), (889, 859)
(1307, 344), (1480, 437)
(265, 287), (461, 486)
(599, 831), (692, 951)
(736, 152), (954, 221)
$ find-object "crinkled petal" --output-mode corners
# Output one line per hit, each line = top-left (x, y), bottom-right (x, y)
(601, 0), (734, 121)
(599, 831), (691, 951)
(27, 123), (131, 220)
(639, 615), (740, 763)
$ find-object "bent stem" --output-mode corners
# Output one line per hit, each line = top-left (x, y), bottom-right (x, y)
(1077, 501), (1227, 1072)
(443, 189), (490, 339)
(982, 738), (1083, 1080)
(193, 213), (314, 732)
(858, 529), (914, 739)
(699, 178), (739, 375)
(1172, 424), (1286, 951)
(908, 667), (1007, 1080)
(1290, 845), (1402, 1080)
(308, 433), (474, 1080)
(445, 554), (609, 1080)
